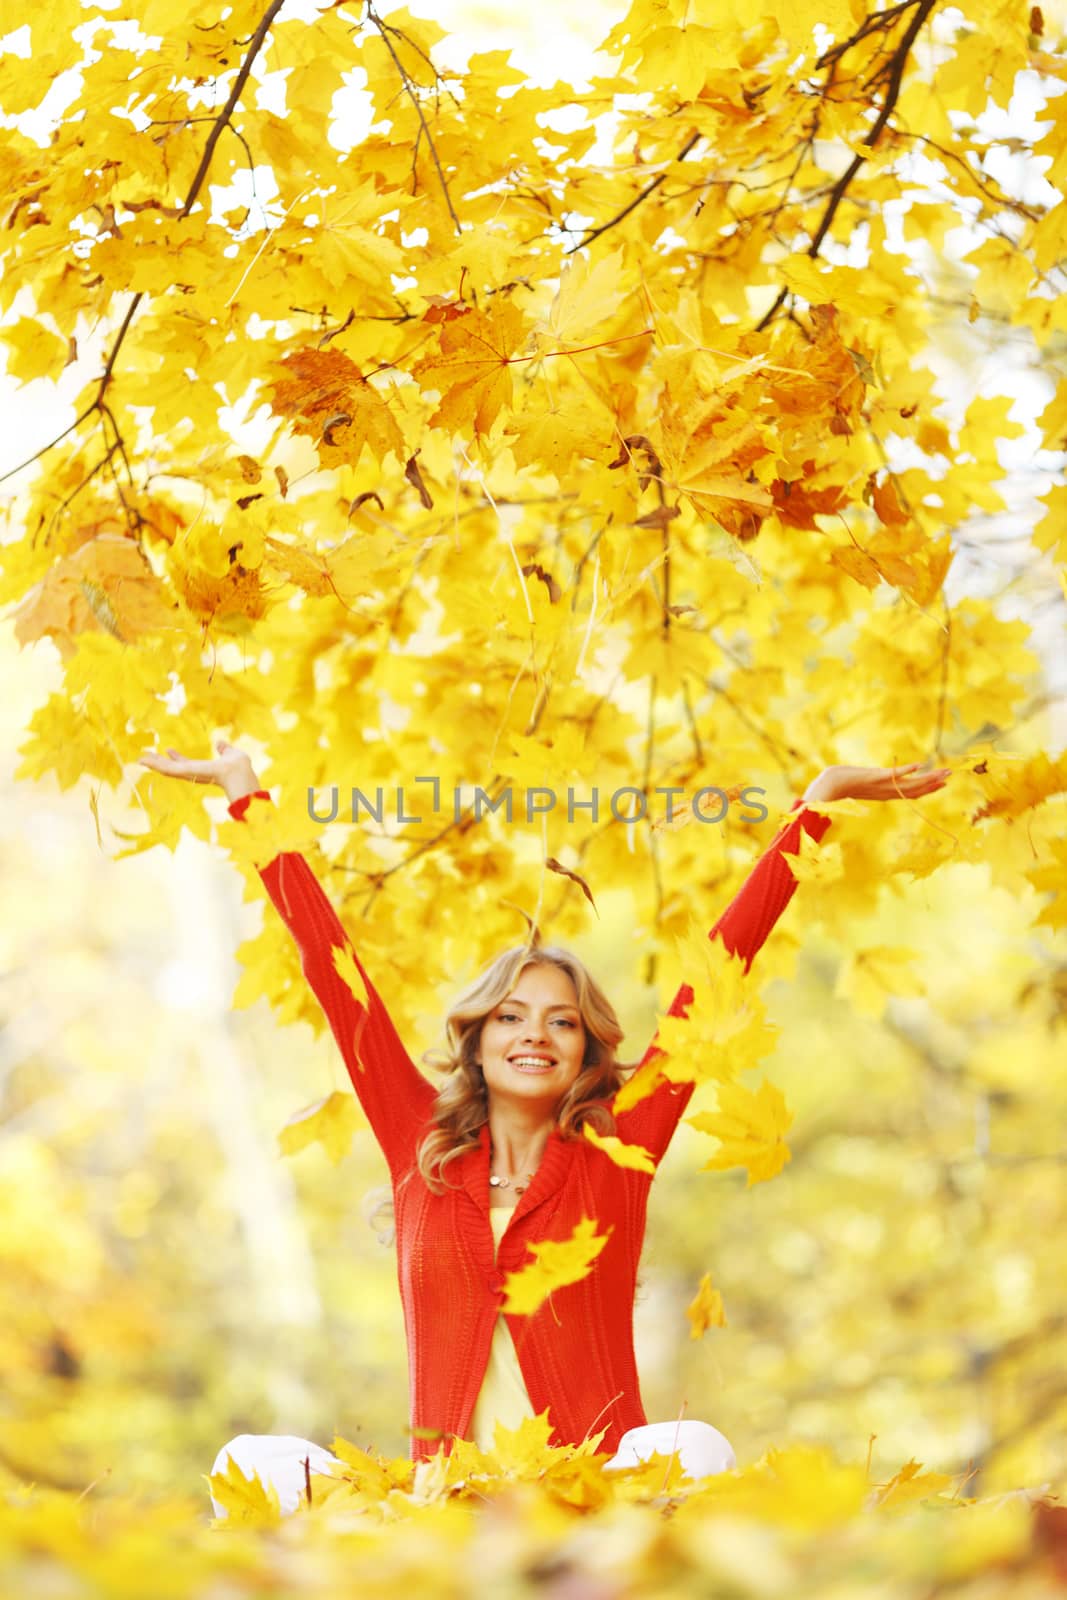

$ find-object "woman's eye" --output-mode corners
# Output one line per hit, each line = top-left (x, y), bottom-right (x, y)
(497, 1014), (576, 1026)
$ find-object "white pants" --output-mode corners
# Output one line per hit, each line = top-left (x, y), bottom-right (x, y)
(208, 1420), (735, 1519)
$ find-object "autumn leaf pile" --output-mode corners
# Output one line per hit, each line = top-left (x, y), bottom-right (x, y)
(1, 1416), (1065, 1598)
(2, 0), (1067, 1585)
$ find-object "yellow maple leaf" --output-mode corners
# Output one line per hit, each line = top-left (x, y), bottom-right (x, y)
(687, 1079), (794, 1186)
(582, 1124), (656, 1174)
(1028, 838), (1067, 930)
(502, 1216), (612, 1315)
(656, 1003), (778, 1089)
(261, 536), (334, 599)
(277, 1091), (366, 1164)
(971, 750), (1067, 822)
(614, 927), (778, 1107)
(768, 0), (858, 46)
(206, 1454), (282, 1526)
(505, 405), (593, 477)
(686, 1271), (727, 1338)
(543, 246), (627, 342)
(869, 1457), (956, 1510)
(777, 256), (898, 319)
(650, 927), (779, 1086)
(1033, 482), (1067, 563)
(835, 945), (925, 1019)
(328, 1436), (412, 1496)
(219, 794), (315, 874)
(411, 299), (528, 437)
(504, 725), (588, 790)
(701, 1443), (869, 1529)
(2, 315), (69, 383)
(480, 1411), (558, 1469)
(784, 835), (845, 889)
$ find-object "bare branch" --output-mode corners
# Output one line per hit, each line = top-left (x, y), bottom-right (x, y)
(565, 130), (702, 256)
(36, 445), (120, 547)
(366, 6), (462, 236)
(0, 403), (96, 487)
(756, 0), (939, 333)
(890, 127), (1041, 222)
(815, 0), (922, 68)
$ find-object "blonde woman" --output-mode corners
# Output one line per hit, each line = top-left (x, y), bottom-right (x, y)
(139, 740), (950, 1513)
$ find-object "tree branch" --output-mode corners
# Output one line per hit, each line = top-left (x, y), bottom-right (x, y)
(565, 130), (702, 256)
(815, 0), (922, 69)
(756, 0), (939, 332)
(366, 6), (462, 236)
(890, 127), (1041, 222)
(177, 1), (285, 223)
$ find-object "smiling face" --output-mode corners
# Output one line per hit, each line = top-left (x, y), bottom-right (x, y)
(476, 962), (588, 1110)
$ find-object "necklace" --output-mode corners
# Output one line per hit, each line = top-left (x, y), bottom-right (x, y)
(489, 1171), (536, 1195)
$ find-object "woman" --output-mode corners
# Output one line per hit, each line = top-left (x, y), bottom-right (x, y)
(139, 740), (951, 1511)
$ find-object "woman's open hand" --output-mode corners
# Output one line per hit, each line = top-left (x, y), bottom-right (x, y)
(803, 761), (952, 805)
(139, 738), (262, 804)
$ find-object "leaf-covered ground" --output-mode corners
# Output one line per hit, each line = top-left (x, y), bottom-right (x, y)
(4, 1423), (1064, 1599)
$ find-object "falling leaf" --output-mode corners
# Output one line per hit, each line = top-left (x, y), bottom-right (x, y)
(545, 856), (598, 914)
(277, 1091), (366, 1164)
(582, 1124), (656, 1174)
(332, 940), (371, 1009)
(612, 1057), (668, 1115)
(687, 1079), (794, 1186)
(784, 836), (845, 888)
(835, 946), (926, 1019)
(502, 1217), (613, 1315)
(686, 1271), (727, 1337)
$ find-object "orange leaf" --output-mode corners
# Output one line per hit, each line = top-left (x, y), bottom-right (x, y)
(14, 534), (180, 659)
(268, 348), (405, 469)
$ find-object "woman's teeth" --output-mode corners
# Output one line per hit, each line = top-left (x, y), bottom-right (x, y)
(511, 1056), (555, 1071)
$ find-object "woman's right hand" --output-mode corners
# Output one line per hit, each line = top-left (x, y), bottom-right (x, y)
(139, 738), (262, 804)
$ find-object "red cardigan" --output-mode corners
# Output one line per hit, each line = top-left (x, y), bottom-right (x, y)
(229, 790), (831, 1460)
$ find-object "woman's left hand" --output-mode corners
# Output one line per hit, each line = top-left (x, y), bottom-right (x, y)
(802, 761), (952, 805)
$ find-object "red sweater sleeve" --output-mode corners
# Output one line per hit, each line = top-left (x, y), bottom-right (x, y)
(228, 790), (437, 1178)
(614, 798), (832, 1162)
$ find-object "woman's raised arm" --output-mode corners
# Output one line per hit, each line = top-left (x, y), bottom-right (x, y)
(614, 760), (952, 1164)
(139, 740), (437, 1177)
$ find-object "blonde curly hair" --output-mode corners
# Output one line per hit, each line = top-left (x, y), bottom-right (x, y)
(363, 942), (628, 1244)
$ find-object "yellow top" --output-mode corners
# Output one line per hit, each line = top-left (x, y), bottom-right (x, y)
(468, 1204), (534, 1450)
